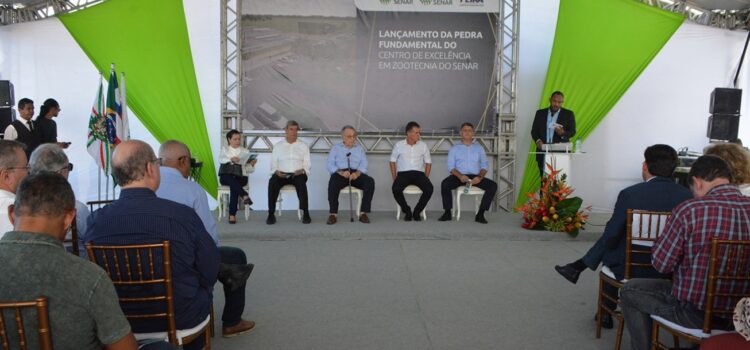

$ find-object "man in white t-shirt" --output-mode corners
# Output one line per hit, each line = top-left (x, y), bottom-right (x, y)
(0, 140), (28, 234)
(390, 121), (433, 221)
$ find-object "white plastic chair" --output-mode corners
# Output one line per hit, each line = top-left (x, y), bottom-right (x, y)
(339, 186), (363, 215)
(452, 187), (485, 221)
(217, 185), (250, 221)
(276, 184), (303, 220)
(395, 185), (428, 221)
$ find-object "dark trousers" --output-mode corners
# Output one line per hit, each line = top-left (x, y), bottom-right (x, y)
(440, 175), (498, 211)
(219, 246), (246, 328)
(268, 173), (308, 213)
(219, 174), (248, 216)
(536, 153), (546, 182)
(392, 171), (433, 216)
(328, 173), (375, 213)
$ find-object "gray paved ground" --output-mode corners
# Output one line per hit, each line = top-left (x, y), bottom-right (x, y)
(207, 211), (633, 349)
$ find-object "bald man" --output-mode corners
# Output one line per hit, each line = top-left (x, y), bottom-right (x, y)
(85, 140), (221, 349)
(0, 140), (28, 235)
(156, 140), (256, 337)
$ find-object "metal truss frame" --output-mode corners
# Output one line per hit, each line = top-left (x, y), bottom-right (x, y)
(640, 0), (750, 30)
(222, 0), (519, 211)
(0, 0), (101, 25)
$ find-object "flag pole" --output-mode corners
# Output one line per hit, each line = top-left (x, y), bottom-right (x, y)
(120, 71), (129, 141)
(97, 73), (104, 202)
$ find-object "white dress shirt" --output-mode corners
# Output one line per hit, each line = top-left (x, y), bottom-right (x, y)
(3, 119), (32, 141)
(390, 139), (431, 172)
(271, 140), (311, 175)
(219, 145), (255, 175)
(0, 189), (15, 234)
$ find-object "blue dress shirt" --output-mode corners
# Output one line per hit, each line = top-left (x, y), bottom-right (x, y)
(156, 166), (219, 245)
(546, 108), (560, 143)
(447, 142), (488, 175)
(327, 143), (368, 174)
(85, 188), (220, 332)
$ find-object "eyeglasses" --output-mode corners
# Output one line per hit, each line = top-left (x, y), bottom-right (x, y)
(5, 165), (29, 172)
(58, 163), (74, 173)
(151, 158), (163, 166)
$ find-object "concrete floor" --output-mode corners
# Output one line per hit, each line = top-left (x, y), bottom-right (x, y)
(208, 211), (630, 349)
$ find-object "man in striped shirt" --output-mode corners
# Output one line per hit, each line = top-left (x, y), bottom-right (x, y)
(620, 155), (750, 350)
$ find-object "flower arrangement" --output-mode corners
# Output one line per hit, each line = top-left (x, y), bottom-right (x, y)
(516, 164), (590, 237)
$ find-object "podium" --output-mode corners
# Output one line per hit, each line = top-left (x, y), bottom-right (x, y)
(531, 142), (581, 181)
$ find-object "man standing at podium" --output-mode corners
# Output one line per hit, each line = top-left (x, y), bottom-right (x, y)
(531, 91), (576, 179)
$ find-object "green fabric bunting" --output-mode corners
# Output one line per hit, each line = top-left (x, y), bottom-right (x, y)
(60, 0), (218, 197)
(516, 0), (683, 207)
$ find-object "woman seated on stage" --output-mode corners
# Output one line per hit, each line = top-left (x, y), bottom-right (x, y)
(704, 142), (750, 196)
(219, 129), (256, 224)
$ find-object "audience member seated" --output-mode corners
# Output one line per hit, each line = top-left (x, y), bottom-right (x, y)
(553, 145), (691, 328)
(700, 297), (750, 349)
(704, 142), (750, 196)
(85, 140), (220, 350)
(0, 140), (28, 234)
(326, 125), (375, 224)
(218, 129), (256, 224)
(0, 172), (142, 350)
(29, 143), (90, 256)
(267, 120), (312, 225)
(156, 140), (256, 337)
(620, 155), (750, 350)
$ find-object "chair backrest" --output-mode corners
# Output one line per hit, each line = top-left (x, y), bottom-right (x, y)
(703, 239), (750, 333)
(625, 209), (672, 279)
(86, 200), (114, 213)
(62, 221), (79, 256)
(85, 241), (177, 344)
(0, 297), (53, 350)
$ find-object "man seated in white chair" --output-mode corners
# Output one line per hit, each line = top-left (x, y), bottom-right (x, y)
(267, 120), (312, 225)
(437, 122), (497, 224)
(326, 125), (374, 225)
(620, 155), (750, 350)
(390, 121), (432, 221)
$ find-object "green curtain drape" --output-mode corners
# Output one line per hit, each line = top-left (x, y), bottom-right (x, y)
(60, 0), (218, 197)
(516, 0), (683, 207)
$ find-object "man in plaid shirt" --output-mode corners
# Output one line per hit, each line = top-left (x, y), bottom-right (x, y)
(620, 155), (750, 350)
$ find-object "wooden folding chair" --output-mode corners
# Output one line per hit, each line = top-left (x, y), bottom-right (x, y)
(0, 297), (52, 350)
(86, 241), (211, 349)
(62, 220), (79, 256)
(596, 209), (671, 350)
(650, 239), (750, 350)
(85, 199), (114, 213)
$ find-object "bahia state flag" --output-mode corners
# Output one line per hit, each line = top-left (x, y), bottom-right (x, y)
(105, 66), (129, 146)
(87, 81), (111, 174)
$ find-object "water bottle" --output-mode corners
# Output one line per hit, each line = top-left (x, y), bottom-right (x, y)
(464, 181), (471, 194)
(575, 139), (582, 153)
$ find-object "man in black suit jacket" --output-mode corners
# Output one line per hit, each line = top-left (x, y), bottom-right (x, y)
(553, 144), (692, 328)
(531, 91), (576, 179)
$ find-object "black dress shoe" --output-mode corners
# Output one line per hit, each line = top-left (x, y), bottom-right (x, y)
(438, 211), (452, 222)
(266, 214), (276, 225)
(218, 263), (254, 292)
(404, 210), (413, 221)
(554, 264), (582, 284)
(302, 212), (312, 224)
(595, 313), (613, 329)
(475, 213), (488, 224)
(414, 211), (423, 221)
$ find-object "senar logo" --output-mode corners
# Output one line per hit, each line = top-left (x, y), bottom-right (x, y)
(380, 0), (391, 4)
(419, 0), (432, 4)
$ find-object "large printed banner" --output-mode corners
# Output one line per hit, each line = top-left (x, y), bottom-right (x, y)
(241, 0), (497, 132)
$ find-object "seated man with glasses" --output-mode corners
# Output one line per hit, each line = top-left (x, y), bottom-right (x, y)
(85, 140), (220, 350)
(0, 140), (28, 234)
(29, 143), (90, 255)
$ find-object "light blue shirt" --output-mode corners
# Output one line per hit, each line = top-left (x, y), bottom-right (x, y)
(156, 166), (219, 245)
(327, 143), (368, 174)
(447, 142), (488, 175)
(546, 108), (560, 143)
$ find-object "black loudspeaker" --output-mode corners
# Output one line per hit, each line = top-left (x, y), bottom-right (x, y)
(0, 108), (14, 134)
(709, 88), (742, 115)
(707, 114), (740, 141)
(0, 81), (13, 108)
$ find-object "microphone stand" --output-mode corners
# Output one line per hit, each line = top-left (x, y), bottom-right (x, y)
(346, 152), (354, 222)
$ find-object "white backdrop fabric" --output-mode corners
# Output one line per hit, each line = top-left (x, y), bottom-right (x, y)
(0, 0), (748, 213)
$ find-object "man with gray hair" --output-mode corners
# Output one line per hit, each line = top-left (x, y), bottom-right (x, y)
(85, 140), (221, 349)
(267, 120), (312, 224)
(0, 140), (28, 234)
(325, 125), (374, 224)
(28, 143), (90, 255)
(156, 140), (256, 337)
